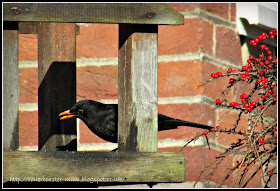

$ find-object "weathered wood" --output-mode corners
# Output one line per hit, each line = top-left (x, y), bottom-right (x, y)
(118, 24), (158, 152)
(3, 151), (185, 183)
(3, 3), (184, 25)
(18, 22), (80, 35)
(3, 29), (19, 151)
(38, 23), (77, 151)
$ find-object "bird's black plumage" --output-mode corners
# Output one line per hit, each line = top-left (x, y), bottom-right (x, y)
(59, 100), (213, 143)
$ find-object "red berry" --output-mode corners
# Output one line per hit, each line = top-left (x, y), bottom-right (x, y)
(211, 73), (215, 78)
(216, 72), (223, 77)
(243, 94), (248, 99)
(272, 93), (276, 97)
(264, 60), (269, 65)
(268, 89), (273, 94)
(260, 105), (265, 109)
(275, 118), (277, 122)
(230, 78), (234, 83)
(261, 95), (266, 99)
(215, 99), (221, 104)
(270, 35), (275, 39)
(230, 102), (236, 107)
(242, 66), (246, 70)
(247, 107), (252, 112)
(260, 44), (266, 49)
(203, 131), (208, 135)
(247, 63), (252, 68)
(259, 138), (264, 143)
(271, 85), (275, 88)
(251, 101), (257, 106)
(275, 126), (277, 131)
(241, 99), (246, 103)
(267, 51), (272, 55)
(265, 47), (269, 51)
(261, 32), (266, 37)
(257, 78), (262, 83)
(267, 56), (273, 60)
(244, 103), (249, 108)
(228, 68), (233, 72)
(216, 126), (220, 129)
(249, 40), (255, 45)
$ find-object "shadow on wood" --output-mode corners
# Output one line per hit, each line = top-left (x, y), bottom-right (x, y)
(38, 62), (77, 151)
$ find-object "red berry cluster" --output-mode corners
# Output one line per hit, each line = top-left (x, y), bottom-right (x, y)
(214, 28), (277, 113)
(249, 28), (277, 46)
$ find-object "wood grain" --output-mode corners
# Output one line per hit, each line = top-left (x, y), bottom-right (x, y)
(3, 3), (184, 25)
(3, 151), (185, 183)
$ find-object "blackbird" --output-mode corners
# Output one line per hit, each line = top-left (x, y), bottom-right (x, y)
(59, 100), (213, 143)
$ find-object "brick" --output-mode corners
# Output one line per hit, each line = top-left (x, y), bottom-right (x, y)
(158, 146), (235, 187)
(158, 61), (203, 97)
(232, 156), (263, 188)
(158, 18), (213, 56)
(200, 62), (231, 100)
(19, 34), (38, 61)
(216, 108), (249, 147)
(77, 65), (118, 100)
(166, 3), (200, 12)
(158, 103), (216, 141)
(200, 3), (229, 19)
(76, 24), (118, 58)
(215, 26), (242, 65)
(19, 68), (38, 103)
(230, 3), (236, 22)
(19, 111), (38, 146)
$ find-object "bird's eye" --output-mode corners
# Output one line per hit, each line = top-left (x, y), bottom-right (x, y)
(78, 109), (84, 115)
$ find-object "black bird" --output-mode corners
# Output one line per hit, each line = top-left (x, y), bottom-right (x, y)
(59, 100), (213, 143)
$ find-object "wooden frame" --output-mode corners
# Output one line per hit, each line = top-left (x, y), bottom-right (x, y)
(3, 3), (185, 185)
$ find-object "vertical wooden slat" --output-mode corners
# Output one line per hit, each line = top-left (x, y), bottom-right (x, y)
(37, 22), (77, 151)
(118, 24), (158, 152)
(3, 28), (19, 151)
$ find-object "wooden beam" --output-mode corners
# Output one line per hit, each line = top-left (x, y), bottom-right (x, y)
(3, 29), (19, 151)
(3, 3), (184, 25)
(3, 151), (185, 183)
(17, 22), (80, 35)
(118, 24), (158, 152)
(38, 23), (77, 151)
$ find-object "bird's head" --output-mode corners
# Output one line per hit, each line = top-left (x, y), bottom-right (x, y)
(58, 100), (96, 121)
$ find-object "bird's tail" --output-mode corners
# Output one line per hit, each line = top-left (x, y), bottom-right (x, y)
(158, 114), (213, 131)
(167, 119), (213, 130)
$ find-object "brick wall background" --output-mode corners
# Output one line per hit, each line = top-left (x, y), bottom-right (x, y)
(17, 3), (276, 188)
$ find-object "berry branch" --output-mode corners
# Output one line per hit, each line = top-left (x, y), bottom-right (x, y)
(182, 28), (277, 188)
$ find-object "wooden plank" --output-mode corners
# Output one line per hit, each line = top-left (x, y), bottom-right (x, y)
(3, 29), (19, 151)
(3, 151), (185, 183)
(3, 3), (184, 25)
(118, 24), (158, 152)
(38, 23), (77, 151)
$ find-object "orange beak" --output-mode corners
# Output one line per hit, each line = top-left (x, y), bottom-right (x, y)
(58, 110), (78, 120)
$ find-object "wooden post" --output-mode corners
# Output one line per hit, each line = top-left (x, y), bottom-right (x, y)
(38, 22), (77, 151)
(3, 22), (19, 151)
(118, 24), (158, 152)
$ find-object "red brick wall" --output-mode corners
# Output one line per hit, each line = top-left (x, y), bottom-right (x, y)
(17, 3), (275, 188)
